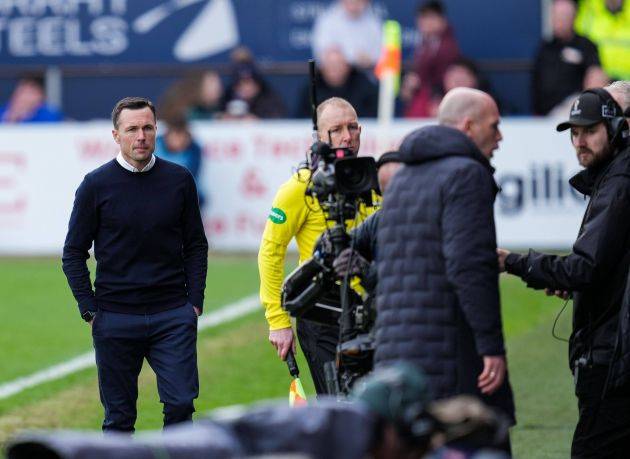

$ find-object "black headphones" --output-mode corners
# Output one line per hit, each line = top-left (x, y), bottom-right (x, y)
(582, 87), (629, 148)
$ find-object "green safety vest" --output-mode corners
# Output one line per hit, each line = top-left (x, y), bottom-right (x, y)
(575, 0), (630, 80)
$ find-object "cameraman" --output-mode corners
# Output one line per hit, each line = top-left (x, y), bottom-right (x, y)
(498, 82), (630, 457)
(258, 97), (377, 394)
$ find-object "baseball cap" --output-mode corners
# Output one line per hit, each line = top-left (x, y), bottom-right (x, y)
(556, 91), (612, 132)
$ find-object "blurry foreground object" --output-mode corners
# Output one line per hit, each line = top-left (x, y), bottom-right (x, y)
(6, 363), (510, 459)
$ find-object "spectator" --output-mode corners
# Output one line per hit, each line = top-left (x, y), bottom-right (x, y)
(424, 57), (488, 117)
(187, 70), (225, 120)
(154, 119), (206, 207)
(0, 76), (62, 123)
(223, 57), (286, 120)
(548, 64), (611, 118)
(296, 46), (378, 118)
(400, 0), (461, 118)
(532, 0), (601, 115)
(575, 0), (630, 80)
(311, 0), (382, 69)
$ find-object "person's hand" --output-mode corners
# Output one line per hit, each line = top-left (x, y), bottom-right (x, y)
(497, 248), (511, 272)
(269, 327), (296, 360)
(332, 248), (370, 279)
(193, 306), (201, 316)
(545, 288), (570, 300)
(478, 355), (506, 395)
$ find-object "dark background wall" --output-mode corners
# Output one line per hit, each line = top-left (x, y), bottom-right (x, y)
(0, 0), (542, 119)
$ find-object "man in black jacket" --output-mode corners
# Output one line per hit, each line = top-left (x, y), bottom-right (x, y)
(498, 82), (630, 457)
(531, 0), (601, 115)
(374, 88), (515, 434)
(62, 97), (208, 432)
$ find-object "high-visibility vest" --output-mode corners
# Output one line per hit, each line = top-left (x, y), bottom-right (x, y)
(575, 0), (630, 80)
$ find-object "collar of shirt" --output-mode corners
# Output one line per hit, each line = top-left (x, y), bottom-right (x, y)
(116, 152), (155, 173)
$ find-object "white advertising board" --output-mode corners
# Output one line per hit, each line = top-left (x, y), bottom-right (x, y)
(0, 119), (585, 255)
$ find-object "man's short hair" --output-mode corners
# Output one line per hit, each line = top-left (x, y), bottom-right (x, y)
(18, 74), (45, 89)
(111, 97), (156, 128)
(417, 0), (445, 16)
(315, 97), (357, 123)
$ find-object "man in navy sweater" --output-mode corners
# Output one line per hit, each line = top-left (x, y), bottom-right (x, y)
(62, 97), (208, 432)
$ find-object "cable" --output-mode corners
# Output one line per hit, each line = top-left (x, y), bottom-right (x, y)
(551, 297), (571, 343)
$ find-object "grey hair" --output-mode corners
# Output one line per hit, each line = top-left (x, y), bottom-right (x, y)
(605, 81), (630, 111)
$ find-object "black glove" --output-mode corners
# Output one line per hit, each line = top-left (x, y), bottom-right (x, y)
(333, 248), (370, 279)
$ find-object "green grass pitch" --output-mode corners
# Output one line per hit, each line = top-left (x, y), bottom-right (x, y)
(0, 256), (576, 457)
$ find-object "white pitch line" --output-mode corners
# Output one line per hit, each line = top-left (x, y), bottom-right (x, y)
(0, 294), (260, 400)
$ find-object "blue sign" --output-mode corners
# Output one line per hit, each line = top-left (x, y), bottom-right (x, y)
(0, 0), (539, 64)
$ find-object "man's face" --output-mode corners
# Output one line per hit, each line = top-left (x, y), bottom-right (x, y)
(552, 0), (576, 41)
(377, 162), (402, 193)
(467, 99), (502, 159)
(417, 12), (447, 38)
(318, 104), (361, 154)
(571, 122), (611, 168)
(112, 107), (156, 169)
(320, 47), (351, 87)
(341, 0), (368, 18)
(165, 128), (191, 153)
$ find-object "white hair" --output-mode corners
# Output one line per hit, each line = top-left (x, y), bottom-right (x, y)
(605, 81), (630, 111)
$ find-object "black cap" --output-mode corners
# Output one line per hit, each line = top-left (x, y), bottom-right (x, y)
(556, 91), (612, 132)
(376, 150), (402, 169)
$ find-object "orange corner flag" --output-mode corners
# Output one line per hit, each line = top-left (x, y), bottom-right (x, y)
(289, 378), (308, 407)
(374, 20), (402, 93)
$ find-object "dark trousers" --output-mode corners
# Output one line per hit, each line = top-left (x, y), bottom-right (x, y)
(571, 365), (630, 458)
(296, 318), (339, 395)
(92, 304), (199, 432)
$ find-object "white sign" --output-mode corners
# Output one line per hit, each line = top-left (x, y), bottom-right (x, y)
(0, 119), (586, 255)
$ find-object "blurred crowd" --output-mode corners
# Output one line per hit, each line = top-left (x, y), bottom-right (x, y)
(1, 0), (628, 125)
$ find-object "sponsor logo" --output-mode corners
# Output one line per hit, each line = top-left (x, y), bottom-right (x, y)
(133, 0), (239, 61)
(269, 207), (287, 224)
(570, 98), (581, 116)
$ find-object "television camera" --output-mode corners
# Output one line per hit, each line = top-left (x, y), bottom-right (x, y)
(281, 138), (379, 395)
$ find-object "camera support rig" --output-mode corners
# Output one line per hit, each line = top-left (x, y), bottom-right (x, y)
(281, 144), (379, 395)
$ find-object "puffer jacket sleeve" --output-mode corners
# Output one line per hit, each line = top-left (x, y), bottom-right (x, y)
(441, 162), (505, 356)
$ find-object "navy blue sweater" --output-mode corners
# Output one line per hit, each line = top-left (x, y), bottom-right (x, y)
(62, 157), (208, 316)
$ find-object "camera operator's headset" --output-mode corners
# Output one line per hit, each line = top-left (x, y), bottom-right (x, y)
(582, 87), (629, 149)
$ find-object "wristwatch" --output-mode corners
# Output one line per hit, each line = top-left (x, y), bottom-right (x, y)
(81, 310), (96, 322)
